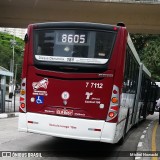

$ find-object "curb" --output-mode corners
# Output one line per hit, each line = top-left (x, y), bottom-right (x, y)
(0, 112), (19, 119)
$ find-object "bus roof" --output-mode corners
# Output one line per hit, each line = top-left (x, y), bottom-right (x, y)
(29, 21), (121, 31)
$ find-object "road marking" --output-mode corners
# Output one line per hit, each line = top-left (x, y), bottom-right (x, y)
(151, 121), (158, 160)
(138, 142), (143, 147)
(0, 114), (7, 118)
(140, 135), (145, 139)
(143, 130), (147, 134)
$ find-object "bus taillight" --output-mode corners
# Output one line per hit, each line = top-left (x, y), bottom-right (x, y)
(108, 112), (115, 118)
(106, 85), (119, 122)
(111, 97), (118, 103)
(20, 103), (25, 108)
(19, 78), (26, 113)
(20, 89), (25, 95)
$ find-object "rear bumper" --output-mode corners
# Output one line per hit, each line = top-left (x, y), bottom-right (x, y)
(18, 112), (117, 143)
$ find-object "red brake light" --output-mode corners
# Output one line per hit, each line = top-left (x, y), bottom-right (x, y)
(111, 106), (118, 111)
(20, 97), (25, 102)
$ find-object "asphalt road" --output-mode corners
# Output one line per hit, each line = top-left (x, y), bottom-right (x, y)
(0, 115), (157, 160)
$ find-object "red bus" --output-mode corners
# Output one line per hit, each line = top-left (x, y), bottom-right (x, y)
(18, 22), (156, 144)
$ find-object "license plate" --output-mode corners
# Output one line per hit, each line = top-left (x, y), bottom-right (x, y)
(56, 108), (73, 116)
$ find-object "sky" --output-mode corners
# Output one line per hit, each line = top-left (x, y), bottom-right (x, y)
(0, 27), (27, 39)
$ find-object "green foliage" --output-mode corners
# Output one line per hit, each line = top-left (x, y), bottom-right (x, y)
(131, 34), (160, 81)
(142, 38), (160, 81)
(0, 32), (24, 84)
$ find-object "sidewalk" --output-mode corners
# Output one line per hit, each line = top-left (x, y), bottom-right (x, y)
(136, 112), (160, 160)
(0, 94), (19, 119)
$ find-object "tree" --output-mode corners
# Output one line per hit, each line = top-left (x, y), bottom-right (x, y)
(0, 32), (24, 84)
(141, 38), (160, 81)
(131, 34), (160, 81)
(0, 43), (12, 69)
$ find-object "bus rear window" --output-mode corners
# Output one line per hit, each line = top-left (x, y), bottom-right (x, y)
(34, 29), (116, 64)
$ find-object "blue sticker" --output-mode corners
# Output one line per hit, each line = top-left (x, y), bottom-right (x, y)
(36, 96), (44, 104)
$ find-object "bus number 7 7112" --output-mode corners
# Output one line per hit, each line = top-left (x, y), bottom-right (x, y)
(86, 82), (103, 89)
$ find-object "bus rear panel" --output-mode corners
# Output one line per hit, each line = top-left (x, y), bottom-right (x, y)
(19, 22), (128, 143)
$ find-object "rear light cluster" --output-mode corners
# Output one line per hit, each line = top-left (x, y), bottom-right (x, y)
(19, 78), (26, 113)
(106, 85), (119, 122)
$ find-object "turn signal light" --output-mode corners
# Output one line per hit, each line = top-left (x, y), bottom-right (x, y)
(20, 89), (25, 95)
(112, 97), (118, 103)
